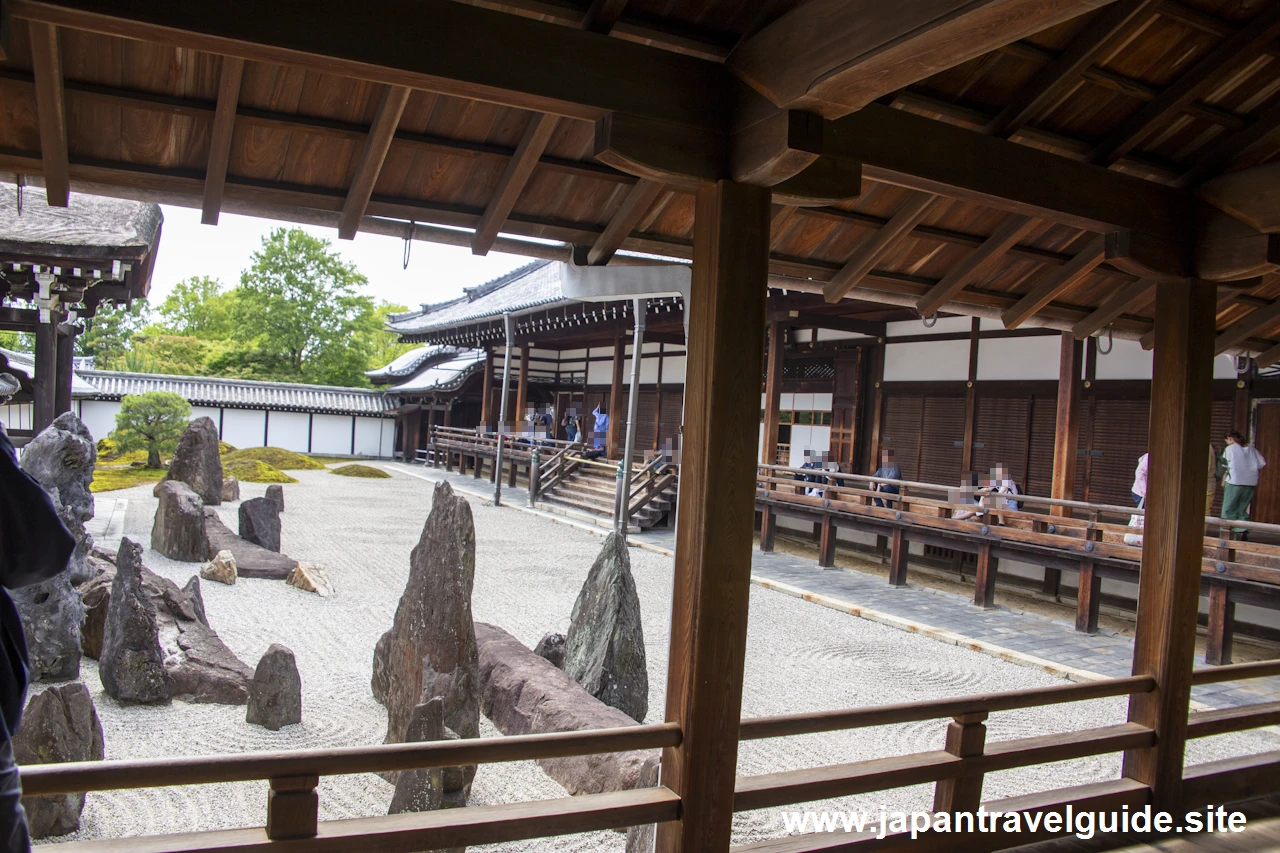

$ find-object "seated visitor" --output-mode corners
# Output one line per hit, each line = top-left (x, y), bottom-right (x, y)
(872, 449), (901, 507)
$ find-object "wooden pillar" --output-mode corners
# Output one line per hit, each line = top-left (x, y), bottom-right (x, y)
(1233, 379), (1251, 437)
(1206, 581), (1235, 666)
(972, 542), (996, 609)
(1045, 332), (1083, 596)
(54, 325), (74, 417)
(33, 319), (56, 434)
(653, 343), (665, 451)
(479, 348), (494, 429)
(608, 336), (625, 458)
(888, 527), (909, 587)
(862, 344), (885, 474)
(818, 516), (837, 568)
(762, 320), (784, 465)
(1075, 561), (1102, 634)
(515, 344), (530, 426)
(759, 506), (776, 552)
(655, 180), (770, 853)
(961, 319), (979, 473)
(1123, 278), (1215, 810)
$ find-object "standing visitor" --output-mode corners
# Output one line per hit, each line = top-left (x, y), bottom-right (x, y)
(1222, 430), (1267, 538)
(0, 373), (76, 853)
(871, 449), (901, 508)
(562, 408), (578, 443)
(1132, 452), (1148, 507)
(590, 405), (609, 457)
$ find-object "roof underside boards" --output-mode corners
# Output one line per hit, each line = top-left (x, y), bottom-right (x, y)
(2, 1), (1279, 353)
(79, 370), (392, 416)
(387, 351), (486, 395)
(365, 343), (463, 382)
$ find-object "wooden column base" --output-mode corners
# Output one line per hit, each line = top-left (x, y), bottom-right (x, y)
(888, 528), (909, 587)
(818, 516), (837, 568)
(759, 506), (776, 552)
(972, 543), (996, 609)
(932, 712), (988, 813)
(1076, 562), (1102, 634)
(1042, 567), (1062, 598)
(1206, 582), (1235, 666)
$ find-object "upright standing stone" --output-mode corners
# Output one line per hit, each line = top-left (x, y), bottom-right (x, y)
(164, 417), (224, 505)
(11, 683), (104, 839)
(246, 643), (302, 730)
(563, 532), (648, 722)
(152, 482), (210, 562)
(265, 484), (285, 511)
(221, 477), (240, 502)
(99, 538), (171, 704)
(238, 497), (282, 552)
(372, 481), (479, 789)
(182, 576), (209, 626)
(15, 413), (92, 680)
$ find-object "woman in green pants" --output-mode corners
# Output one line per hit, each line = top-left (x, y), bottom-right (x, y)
(1221, 431), (1267, 538)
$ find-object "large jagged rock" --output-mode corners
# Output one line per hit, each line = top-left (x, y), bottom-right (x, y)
(286, 562), (333, 597)
(78, 556), (251, 704)
(246, 644), (302, 730)
(153, 482), (210, 562)
(372, 480), (479, 789)
(203, 509), (298, 579)
(265, 484), (284, 511)
(99, 538), (171, 704)
(387, 697), (465, 853)
(221, 477), (240, 502)
(11, 683), (104, 839)
(238, 497), (282, 552)
(476, 623), (656, 795)
(563, 532), (648, 722)
(163, 417), (223, 505)
(14, 413), (94, 681)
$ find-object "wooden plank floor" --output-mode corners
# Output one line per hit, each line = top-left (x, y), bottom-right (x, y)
(1014, 794), (1280, 852)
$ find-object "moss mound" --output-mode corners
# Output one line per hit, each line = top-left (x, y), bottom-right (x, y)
(218, 440), (237, 455)
(330, 464), (391, 479)
(91, 466), (166, 493)
(223, 459), (299, 484)
(222, 446), (324, 470)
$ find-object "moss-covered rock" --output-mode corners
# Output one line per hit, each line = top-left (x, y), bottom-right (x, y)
(222, 459), (299, 484)
(330, 464), (391, 479)
(221, 447), (324, 471)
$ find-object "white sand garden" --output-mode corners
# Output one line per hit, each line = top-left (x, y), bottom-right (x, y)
(39, 464), (1280, 849)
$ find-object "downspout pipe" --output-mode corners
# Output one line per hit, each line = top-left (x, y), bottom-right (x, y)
(494, 312), (514, 507)
(615, 298), (647, 534)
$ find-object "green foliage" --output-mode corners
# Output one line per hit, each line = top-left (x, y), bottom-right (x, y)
(111, 391), (191, 468)
(330, 463), (391, 479)
(0, 331), (32, 353)
(363, 302), (415, 375)
(221, 446), (325, 470)
(156, 276), (236, 337)
(223, 459), (298, 484)
(79, 300), (150, 368)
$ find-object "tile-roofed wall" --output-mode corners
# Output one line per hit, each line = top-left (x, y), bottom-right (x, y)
(79, 370), (391, 416)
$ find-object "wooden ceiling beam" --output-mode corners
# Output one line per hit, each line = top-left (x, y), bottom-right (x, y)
(1199, 162), (1280, 234)
(27, 20), (69, 207)
(581, 0), (627, 34)
(1255, 341), (1280, 368)
(1140, 286), (1252, 350)
(1089, 3), (1280, 166)
(1070, 277), (1153, 339)
(729, 0), (1113, 118)
(472, 112), (559, 255)
(338, 84), (412, 240)
(586, 178), (664, 265)
(200, 56), (244, 226)
(1176, 90), (1280, 188)
(1002, 234), (1108, 328)
(915, 213), (1037, 317)
(0, 1), (11, 61)
(986, 0), (1161, 138)
(1215, 297), (1280, 355)
(822, 191), (936, 303)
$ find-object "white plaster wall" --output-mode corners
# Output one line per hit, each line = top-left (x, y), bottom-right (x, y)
(976, 335), (1061, 381)
(812, 393), (833, 411)
(661, 355), (687, 384)
(560, 348), (588, 360)
(587, 360), (613, 386)
(885, 340), (970, 382)
(816, 329), (863, 341)
(1092, 338), (1151, 381)
(77, 400), (119, 442)
(4, 403), (32, 431)
(353, 417), (391, 457)
(888, 316), (972, 337)
(221, 409), (267, 449)
(793, 393), (814, 411)
(311, 414), (354, 456)
(267, 411), (310, 453)
(189, 406), (221, 434)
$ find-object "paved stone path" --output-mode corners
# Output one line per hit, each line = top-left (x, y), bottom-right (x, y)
(385, 461), (1280, 710)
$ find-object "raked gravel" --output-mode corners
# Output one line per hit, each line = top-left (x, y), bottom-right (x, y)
(32, 465), (1280, 848)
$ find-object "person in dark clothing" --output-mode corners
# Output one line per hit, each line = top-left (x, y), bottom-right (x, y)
(872, 449), (902, 508)
(0, 373), (76, 853)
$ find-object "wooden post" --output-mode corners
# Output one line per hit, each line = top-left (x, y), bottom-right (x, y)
(481, 348), (495, 429)
(515, 344), (530, 426)
(655, 180), (769, 853)
(888, 527), (909, 587)
(54, 325), (73, 417)
(932, 712), (988, 814)
(961, 318), (979, 473)
(608, 336), (625, 459)
(653, 343), (665, 451)
(859, 343), (885, 474)
(33, 318), (56, 434)
(972, 542), (996, 609)
(1045, 332), (1083, 597)
(1206, 581), (1235, 666)
(1123, 278), (1215, 810)
(762, 320), (784, 465)
(818, 516), (836, 568)
(266, 775), (318, 840)
(759, 504), (776, 552)
(1076, 561), (1102, 634)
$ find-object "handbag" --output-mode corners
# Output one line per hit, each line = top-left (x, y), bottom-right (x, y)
(1124, 497), (1144, 547)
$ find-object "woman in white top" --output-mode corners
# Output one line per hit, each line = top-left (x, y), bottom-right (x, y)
(1222, 430), (1266, 536)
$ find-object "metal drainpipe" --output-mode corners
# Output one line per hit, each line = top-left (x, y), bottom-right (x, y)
(494, 313), (514, 507)
(615, 298), (647, 534)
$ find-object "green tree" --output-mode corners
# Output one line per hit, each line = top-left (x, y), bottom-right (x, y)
(0, 331), (32, 353)
(232, 228), (377, 386)
(112, 391), (190, 468)
(156, 276), (236, 338)
(364, 301), (415, 374)
(79, 300), (150, 368)
(125, 332), (227, 375)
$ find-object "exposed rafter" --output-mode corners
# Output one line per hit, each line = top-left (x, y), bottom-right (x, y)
(200, 56), (244, 226)
(823, 192), (936, 303)
(915, 214), (1037, 317)
(587, 179), (664, 265)
(1002, 234), (1108, 328)
(1176, 90), (1280, 188)
(1200, 162), (1280, 234)
(472, 112), (559, 255)
(1256, 341), (1280, 368)
(28, 20), (69, 207)
(338, 85), (412, 240)
(581, 0), (627, 34)
(1071, 278), (1152, 339)
(1215, 297), (1280, 355)
(986, 0), (1160, 138)
(1089, 3), (1280, 166)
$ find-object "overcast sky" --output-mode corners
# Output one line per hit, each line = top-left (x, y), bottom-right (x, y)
(147, 205), (531, 310)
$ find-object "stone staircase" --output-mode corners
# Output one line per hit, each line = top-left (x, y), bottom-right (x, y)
(539, 462), (677, 530)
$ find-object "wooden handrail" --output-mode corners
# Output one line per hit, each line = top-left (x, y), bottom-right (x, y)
(738, 675), (1155, 741)
(20, 723), (681, 797)
(1190, 659), (1280, 685)
(1187, 701), (1280, 740)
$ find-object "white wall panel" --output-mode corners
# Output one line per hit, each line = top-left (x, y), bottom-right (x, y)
(353, 417), (390, 457)
(809, 426), (831, 453)
(311, 414), (354, 455)
(189, 406), (221, 434)
(887, 316), (971, 337)
(815, 329), (862, 341)
(587, 360), (612, 386)
(976, 335), (1060, 381)
(885, 340), (970, 381)
(77, 400), (119, 442)
(793, 393), (814, 410)
(661, 355), (686, 384)
(780, 393), (795, 409)
(221, 409), (267, 449)
(267, 411), (310, 453)
(812, 393), (833, 411)
(640, 356), (660, 384)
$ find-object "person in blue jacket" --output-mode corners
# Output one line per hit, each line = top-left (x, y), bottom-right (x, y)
(592, 405), (609, 452)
